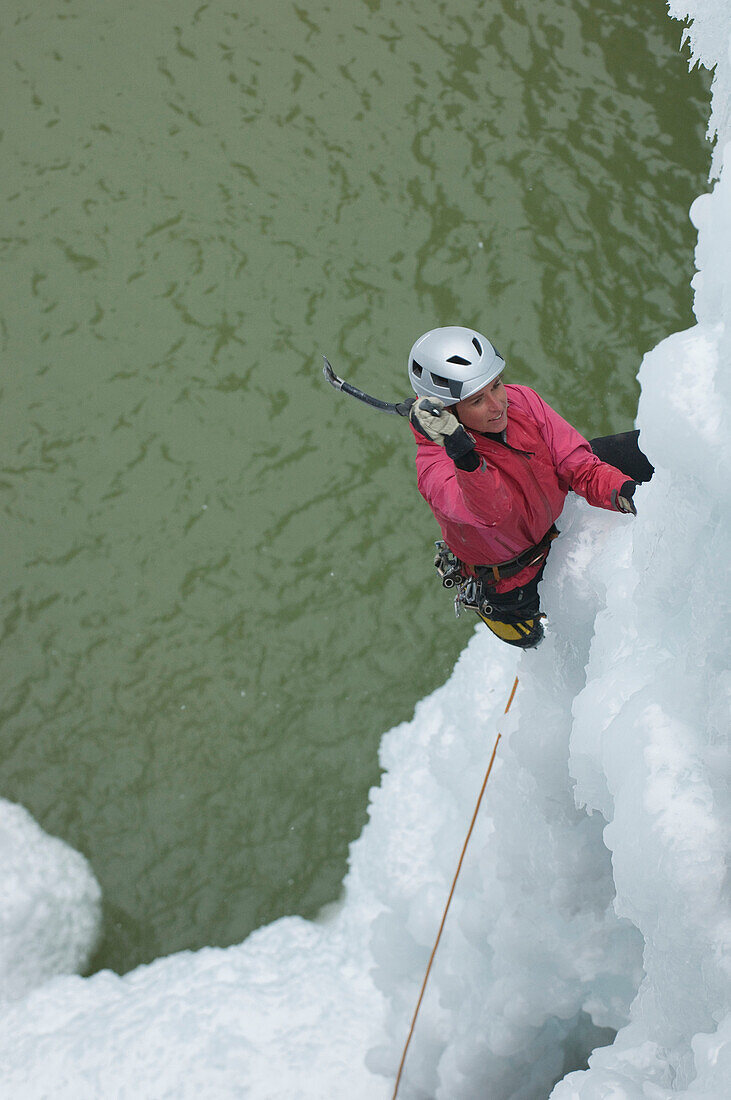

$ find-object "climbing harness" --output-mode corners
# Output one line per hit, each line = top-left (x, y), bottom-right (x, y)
(391, 676), (519, 1100)
(434, 541), (488, 619)
(475, 524), (558, 585)
(434, 527), (557, 611)
(433, 529), (557, 648)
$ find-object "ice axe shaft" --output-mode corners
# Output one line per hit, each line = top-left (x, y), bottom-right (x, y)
(322, 356), (440, 418)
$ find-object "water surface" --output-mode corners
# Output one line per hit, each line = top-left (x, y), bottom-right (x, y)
(0, 0), (710, 971)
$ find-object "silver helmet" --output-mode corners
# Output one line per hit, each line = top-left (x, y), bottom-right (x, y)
(408, 326), (505, 405)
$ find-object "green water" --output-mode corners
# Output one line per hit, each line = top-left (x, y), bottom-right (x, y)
(1, 0), (710, 973)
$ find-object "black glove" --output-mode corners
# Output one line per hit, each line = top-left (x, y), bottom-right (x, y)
(616, 480), (637, 515)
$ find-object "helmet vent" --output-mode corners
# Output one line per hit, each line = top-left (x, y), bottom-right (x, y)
(430, 373), (450, 388)
(446, 355), (470, 365)
(472, 338), (482, 355)
(411, 360), (423, 378)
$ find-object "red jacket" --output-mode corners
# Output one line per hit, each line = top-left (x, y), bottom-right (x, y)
(413, 385), (629, 593)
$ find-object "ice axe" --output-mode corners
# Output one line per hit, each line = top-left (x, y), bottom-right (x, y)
(322, 356), (443, 419)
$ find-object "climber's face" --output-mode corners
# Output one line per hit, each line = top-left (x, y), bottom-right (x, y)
(455, 375), (508, 433)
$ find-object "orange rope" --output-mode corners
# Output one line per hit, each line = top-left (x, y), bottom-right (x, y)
(391, 675), (519, 1100)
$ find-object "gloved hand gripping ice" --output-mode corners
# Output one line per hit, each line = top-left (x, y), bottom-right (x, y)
(616, 479), (638, 515)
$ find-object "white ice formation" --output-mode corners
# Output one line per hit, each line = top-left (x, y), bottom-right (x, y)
(0, 1), (729, 1097)
(0, 799), (100, 1004)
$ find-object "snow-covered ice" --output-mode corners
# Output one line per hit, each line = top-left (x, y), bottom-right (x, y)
(1, 1), (729, 1097)
(0, 799), (100, 1004)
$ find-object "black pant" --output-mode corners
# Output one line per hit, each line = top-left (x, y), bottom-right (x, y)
(588, 429), (654, 484)
(484, 430), (653, 622)
(480, 561), (548, 623)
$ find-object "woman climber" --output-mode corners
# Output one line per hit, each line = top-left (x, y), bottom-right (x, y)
(407, 326), (654, 648)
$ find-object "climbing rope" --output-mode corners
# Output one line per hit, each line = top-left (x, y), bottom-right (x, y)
(391, 675), (519, 1100)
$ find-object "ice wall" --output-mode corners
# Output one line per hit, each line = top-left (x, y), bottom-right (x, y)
(669, 0), (731, 176)
(0, 2), (728, 1097)
(365, 506), (651, 1098)
(546, 3), (731, 1094)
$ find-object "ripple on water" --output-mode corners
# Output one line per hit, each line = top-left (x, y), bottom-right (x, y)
(0, 0), (711, 971)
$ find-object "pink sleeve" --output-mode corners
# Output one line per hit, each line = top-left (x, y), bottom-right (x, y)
(415, 439), (515, 527)
(518, 388), (628, 509)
